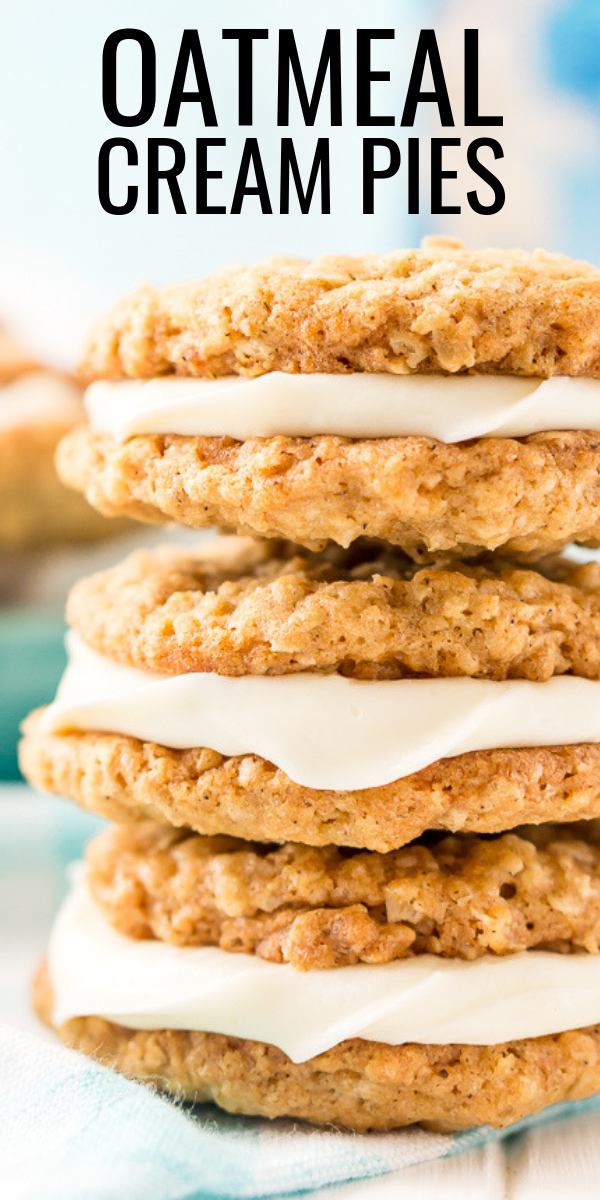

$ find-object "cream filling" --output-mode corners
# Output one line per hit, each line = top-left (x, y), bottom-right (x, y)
(49, 871), (600, 1061)
(85, 374), (600, 443)
(40, 633), (600, 791)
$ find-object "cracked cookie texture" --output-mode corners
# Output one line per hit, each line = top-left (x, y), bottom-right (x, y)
(81, 240), (600, 380)
(56, 427), (600, 557)
(65, 535), (600, 681)
(86, 821), (600, 969)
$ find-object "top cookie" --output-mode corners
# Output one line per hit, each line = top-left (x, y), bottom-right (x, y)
(81, 238), (600, 381)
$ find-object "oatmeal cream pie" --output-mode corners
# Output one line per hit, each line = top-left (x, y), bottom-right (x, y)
(19, 536), (600, 851)
(0, 325), (126, 548)
(33, 860), (600, 1130)
(57, 238), (600, 557)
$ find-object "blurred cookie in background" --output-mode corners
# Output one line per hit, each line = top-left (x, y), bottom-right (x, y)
(0, 317), (145, 781)
(0, 324), (127, 552)
(0, 324), (39, 380)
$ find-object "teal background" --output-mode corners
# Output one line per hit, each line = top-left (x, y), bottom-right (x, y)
(0, 610), (66, 780)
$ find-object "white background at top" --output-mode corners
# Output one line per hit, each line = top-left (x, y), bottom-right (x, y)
(0, 0), (424, 307)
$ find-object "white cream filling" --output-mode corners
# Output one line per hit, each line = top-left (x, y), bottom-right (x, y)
(40, 633), (600, 791)
(49, 871), (600, 1061)
(85, 374), (600, 443)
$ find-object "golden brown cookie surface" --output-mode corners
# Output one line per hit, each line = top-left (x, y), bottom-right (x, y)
(57, 427), (600, 556)
(81, 241), (600, 381)
(86, 821), (600, 969)
(65, 536), (600, 680)
(34, 965), (600, 1132)
(20, 715), (600, 852)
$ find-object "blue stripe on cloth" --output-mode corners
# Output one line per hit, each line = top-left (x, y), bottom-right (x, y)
(0, 1022), (451, 1200)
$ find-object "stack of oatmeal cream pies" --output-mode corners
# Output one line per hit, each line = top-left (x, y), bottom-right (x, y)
(21, 237), (600, 1132)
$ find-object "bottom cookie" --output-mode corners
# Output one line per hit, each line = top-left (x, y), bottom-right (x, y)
(34, 964), (600, 1132)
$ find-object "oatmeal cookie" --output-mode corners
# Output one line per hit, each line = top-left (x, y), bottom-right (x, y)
(65, 536), (600, 681)
(86, 821), (600, 969)
(20, 715), (600, 852)
(81, 240), (600, 381)
(56, 427), (600, 557)
(34, 965), (600, 1131)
